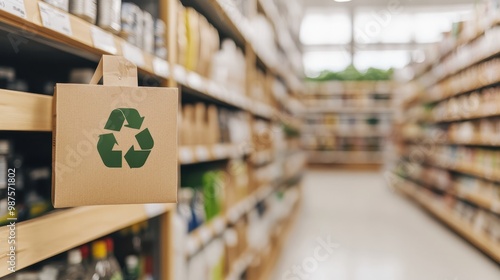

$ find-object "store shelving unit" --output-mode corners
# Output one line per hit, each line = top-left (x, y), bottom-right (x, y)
(300, 81), (393, 166)
(0, 0), (305, 278)
(391, 176), (500, 263)
(0, 203), (175, 275)
(393, 12), (500, 263)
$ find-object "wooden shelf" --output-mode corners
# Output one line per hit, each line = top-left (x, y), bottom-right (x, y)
(432, 103), (500, 123)
(303, 127), (388, 137)
(225, 249), (255, 280)
(427, 155), (500, 183)
(395, 177), (500, 263)
(412, 16), (499, 81)
(0, 79), (275, 134)
(0, 0), (169, 80)
(186, 183), (276, 258)
(251, 150), (274, 166)
(0, 2), (279, 125)
(179, 144), (247, 165)
(303, 107), (393, 114)
(405, 22), (500, 109)
(189, 0), (304, 94)
(0, 90), (52, 131)
(0, 203), (174, 277)
(173, 64), (275, 120)
(307, 150), (383, 164)
(225, 191), (300, 280)
(402, 172), (500, 215)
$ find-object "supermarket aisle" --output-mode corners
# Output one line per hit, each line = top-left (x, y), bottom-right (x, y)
(272, 170), (500, 280)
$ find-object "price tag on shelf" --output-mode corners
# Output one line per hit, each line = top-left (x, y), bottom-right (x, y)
(227, 208), (240, 223)
(213, 217), (226, 235)
(152, 57), (169, 78)
(195, 146), (210, 162)
(39, 2), (72, 36)
(121, 42), (145, 67)
(199, 226), (212, 245)
(185, 236), (199, 257)
(207, 81), (221, 97)
(491, 200), (500, 214)
(0, 0), (26, 18)
(212, 145), (227, 159)
(187, 72), (204, 91)
(173, 65), (187, 84)
(179, 147), (194, 164)
(90, 26), (116, 54)
(144, 204), (165, 218)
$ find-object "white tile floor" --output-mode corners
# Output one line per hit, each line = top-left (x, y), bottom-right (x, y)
(272, 170), (500, 280)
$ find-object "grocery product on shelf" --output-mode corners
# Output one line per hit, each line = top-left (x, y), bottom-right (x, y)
(120, 3), (144, 48)
(142, 11), (155, 54)
(97, 0), (122, 34)
(104, 238), (124, 280)
(44, 0), (69, 11)
(391, 2), (500, 262)
(180, 103), (251, 147)
(301, 81), (393, 165)
(210, 40), (246, 97)
(58, 248), (86, 280)
(87, 240), (113, 280)
(69, 0), (97, 24)
(154, 19), (167, 59)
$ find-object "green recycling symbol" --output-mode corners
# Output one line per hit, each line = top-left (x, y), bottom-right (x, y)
(97, 108), (154, 168)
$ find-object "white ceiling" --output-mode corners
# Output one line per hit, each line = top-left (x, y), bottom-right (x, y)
(302, 0), (475, 8)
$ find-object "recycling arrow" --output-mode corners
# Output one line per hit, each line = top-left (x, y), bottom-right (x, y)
(97, 133), (122, 168)
(98, 108), (154, 169)
(124, 147), (151, 168)
(104, 108), (145, 131)
(135, 128), (154, 150)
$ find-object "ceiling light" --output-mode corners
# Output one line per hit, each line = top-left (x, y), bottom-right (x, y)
(334, 0), (352, 2)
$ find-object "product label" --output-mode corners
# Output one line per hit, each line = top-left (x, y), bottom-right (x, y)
(152, 57), (169, 78)
(179, 147), (194, 164)
(121, 42), (145, 67)
(212, 145), (227, 159)
(195, 146), (210, 162)
(227, 209), (239, 223)
(187, 72), (204, 91)
(185, 236), (199, 256)
(213, 217), (225, 234)
(206, 81), (221, 98)
(173, 65), (186, 84)
(199, 226), (212, 244)
(39, 2), (72, 36)
(90, 26), (116, 54)
(0, 0), (26, 18)
(491, 200), (500, 214)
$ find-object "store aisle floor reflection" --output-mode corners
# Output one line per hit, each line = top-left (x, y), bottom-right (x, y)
(272, 170), (500, 280)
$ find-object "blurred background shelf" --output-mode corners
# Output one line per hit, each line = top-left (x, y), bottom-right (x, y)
(0, 203), (174, 277)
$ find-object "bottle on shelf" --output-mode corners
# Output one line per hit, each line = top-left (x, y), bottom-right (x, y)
(58, 249), (86, 280)
(87, 240), (111, 280)
(104, 238), (124, 280)
(123, 255), (140, 280)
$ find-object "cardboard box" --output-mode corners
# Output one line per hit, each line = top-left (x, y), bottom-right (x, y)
(52, 55), (178, 207)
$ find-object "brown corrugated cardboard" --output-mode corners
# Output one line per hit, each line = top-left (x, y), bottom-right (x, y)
(52, 55), (178, 207)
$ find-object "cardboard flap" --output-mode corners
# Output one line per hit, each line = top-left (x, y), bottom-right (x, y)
(90, 55), (138, 87)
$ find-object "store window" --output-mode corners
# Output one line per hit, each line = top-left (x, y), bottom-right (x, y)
(354, 50), (410, 71)
(303, 50), (351, 77)
(414, 11), (471, 43)
(354, 12), (412, 44)
(300, 11), (351, 45)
